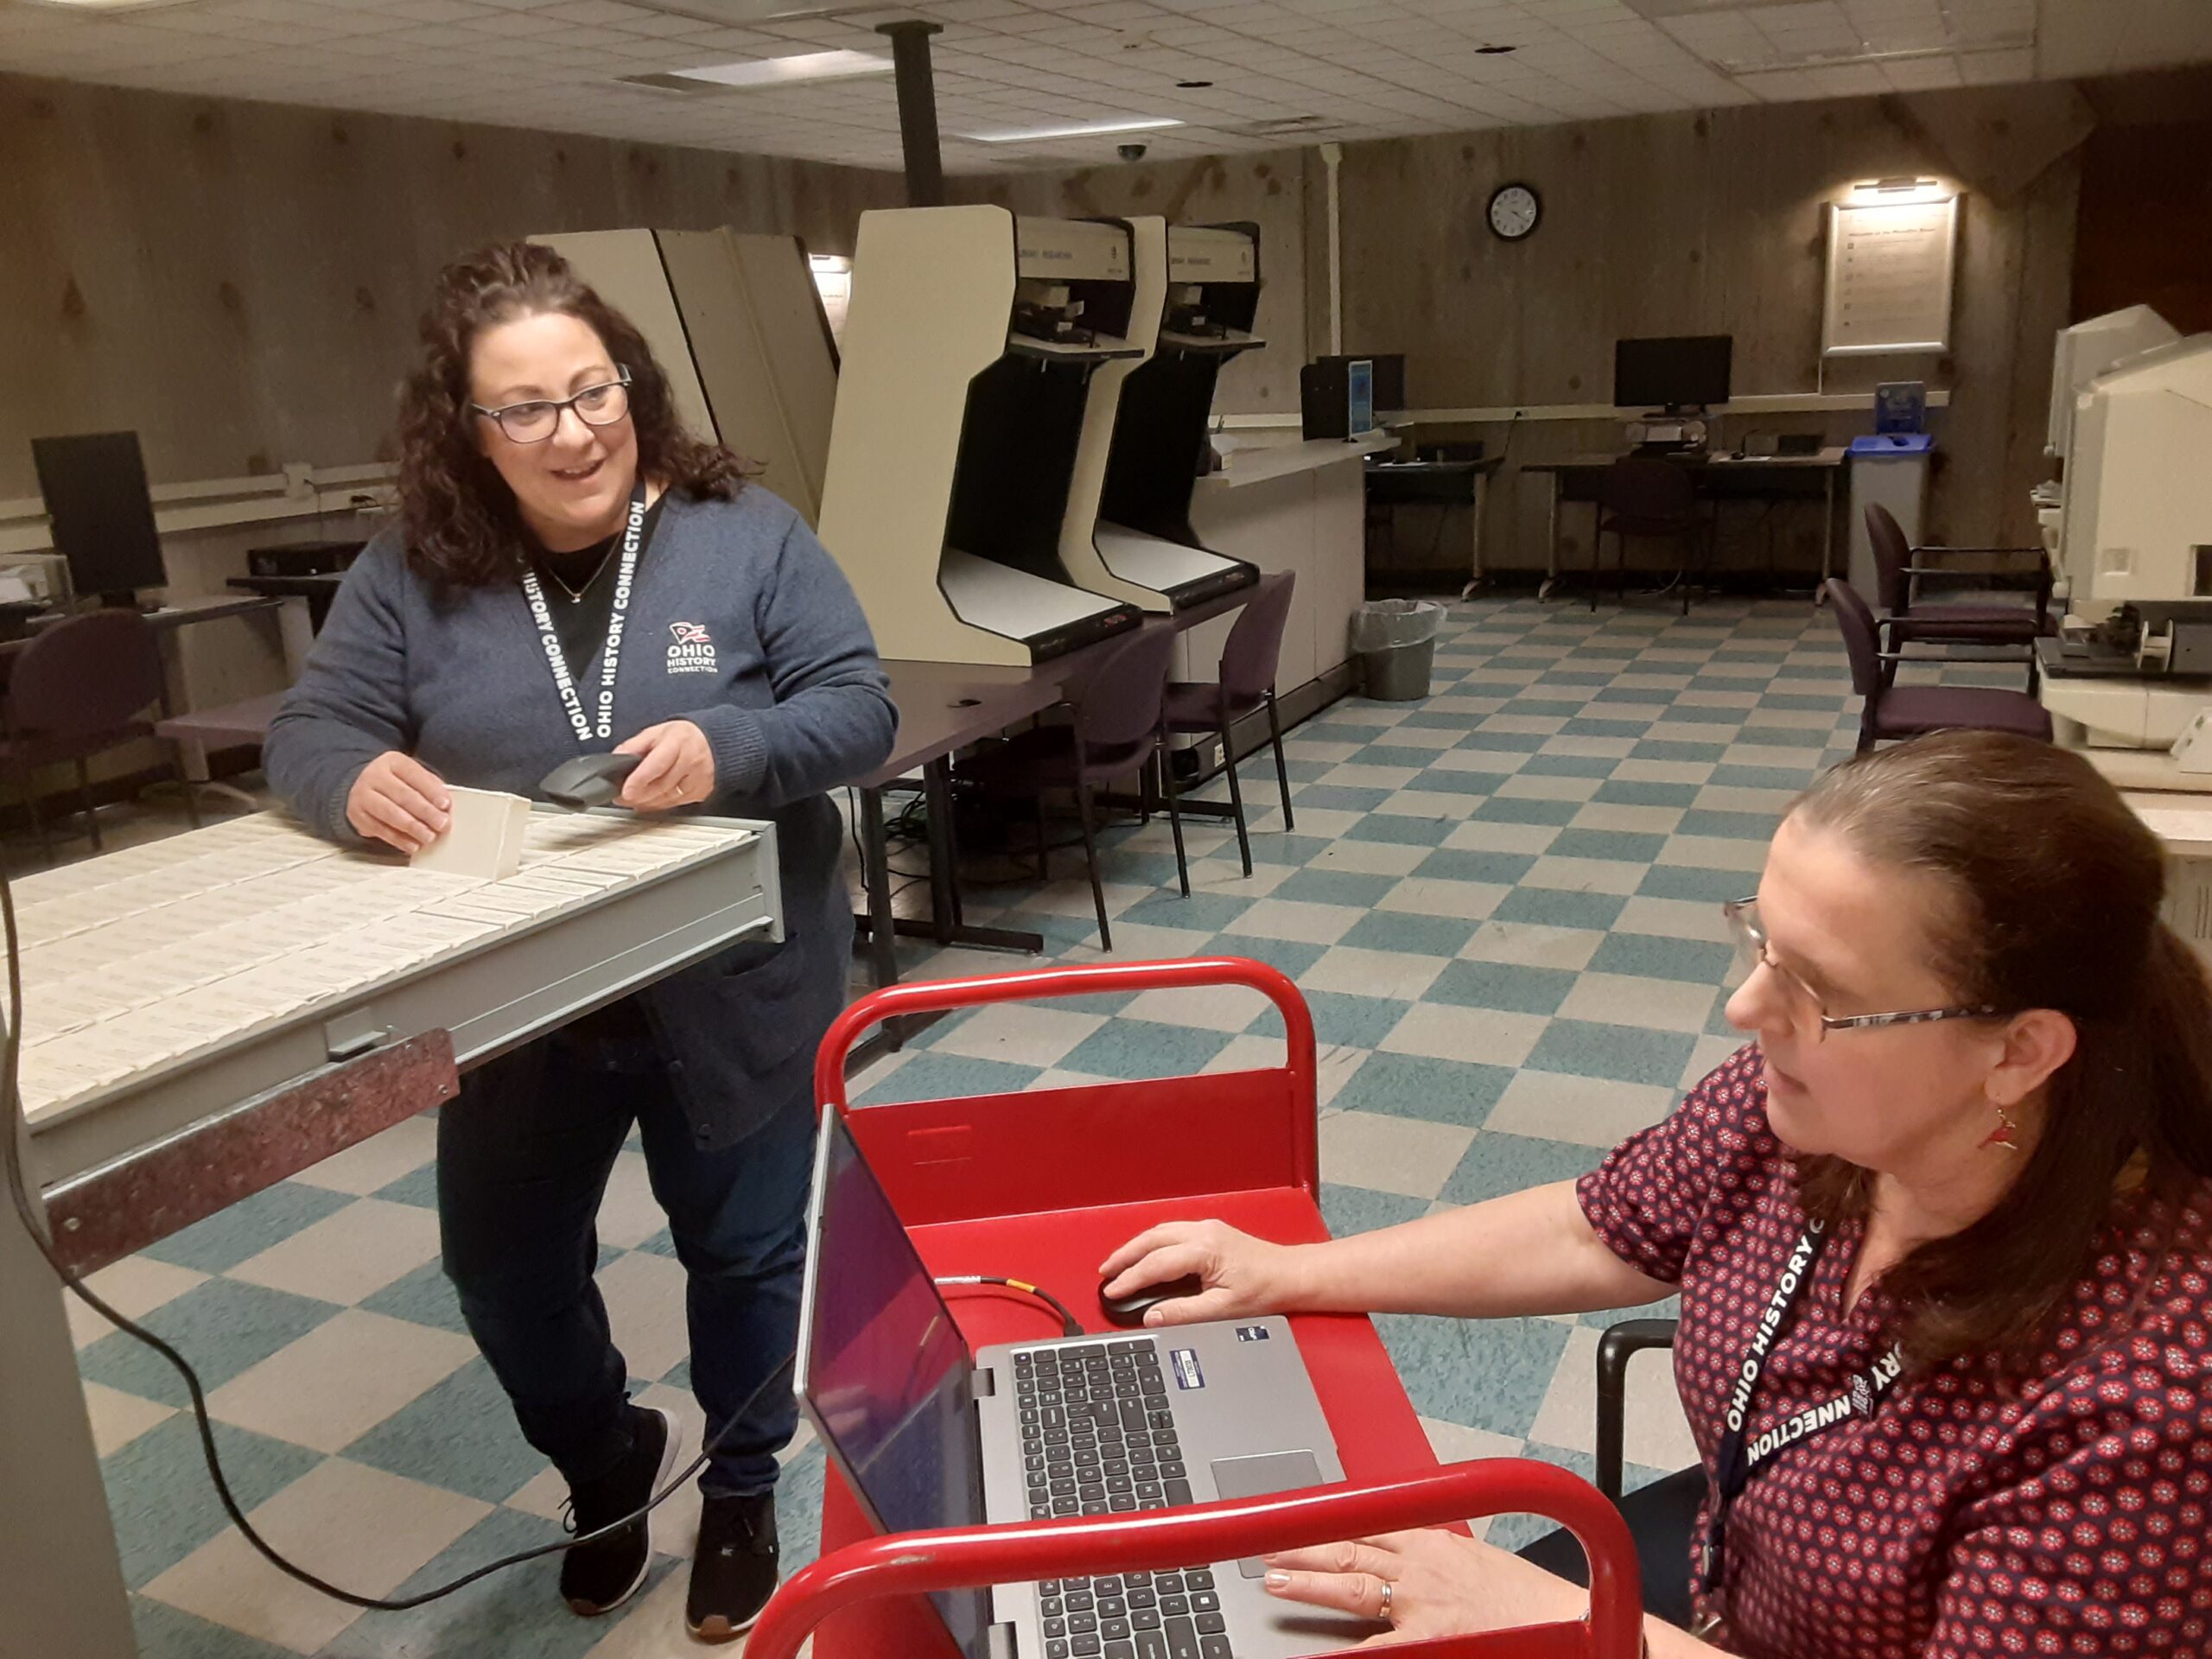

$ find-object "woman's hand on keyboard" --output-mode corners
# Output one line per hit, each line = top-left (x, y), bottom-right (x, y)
(1099, 1220), (1300, 1327)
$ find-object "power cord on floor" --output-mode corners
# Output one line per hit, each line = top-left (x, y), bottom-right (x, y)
(0, 859), (795, 1611)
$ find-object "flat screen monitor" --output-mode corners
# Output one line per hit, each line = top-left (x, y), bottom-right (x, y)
(1316, 352), (1404, 412)
(30, 432), (168, 602)
(1347, 358), (1375, 436)
(1613, 335), (1733, 412)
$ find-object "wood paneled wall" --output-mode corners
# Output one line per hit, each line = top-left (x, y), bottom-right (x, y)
(0, 72), (905, 501)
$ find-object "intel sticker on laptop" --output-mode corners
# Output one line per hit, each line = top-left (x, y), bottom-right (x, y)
(1236, 1326), (1270, 1342)
(1171, 1349), (1205, 1390)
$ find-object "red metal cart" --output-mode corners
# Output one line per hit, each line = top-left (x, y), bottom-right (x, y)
(753, 957), (1643, 1659)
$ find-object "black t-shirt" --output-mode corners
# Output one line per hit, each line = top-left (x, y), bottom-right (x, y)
(528, 495), (666, 679)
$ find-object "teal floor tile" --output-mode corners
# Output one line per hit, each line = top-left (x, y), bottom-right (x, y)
(1491, 887), (1626, 931)
(357, 1259), (471, 1337)
(320, 1508), (606, 1659)
(1293, 784), (1395, 812)
(1374, 1313), (1572, 1440)
(1319, 1183), (1431, 1238)
(1344, 811), (1464, 845)
(1338, 910), (1481, 957)
(103, 1415), (323, 1587)
(1414, 848), (1536, 886)
(1547, 827), (1668, 863)
(1205, 932), (1331, 981)
(1270, 867), (1400, 908)
(1675, 808), (1777, 840)
(1523, 1020), (1698, 1088)
(1118, 889), (1254, 933)
(1426, 958), (1577, 1016)
(1586, 932), (1733, 986)
(1333, 1052), (1513, 1128)
(79, 1280), (342, 1409)
(374, 1162), (443, 1211)
(1456, 728), (1550, 753)
(1520, 752), (1618, 779)
(1471, 795), (1580, 827)
(1592, 779), (1699, 807)
(340, 1358), (549, 1506)
(1059, 1019), (1236, 1081)
(137, 1181), (354, 1274)
(1636, 865), (1754, 903)
(1482, 1442), (1683, 1554)
(131, 1595), (302, 1659)
(1301, 989), (1420, 1051)
(1440, 1132), (1599, 1206)
(856, 1051), (1041, 1105)
(1629, 739), (1728, 762)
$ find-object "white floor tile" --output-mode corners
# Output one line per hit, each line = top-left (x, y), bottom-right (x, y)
(1527, 1324), (1700, 1473)
(227, 1196), (442, 1306)
(1483, 1070), (1679, 1149)
(1458, 922), (1604, 972)
(142, 1459), (490, 1654)
(931, 1003), (1108, 1068)
(1124, 982), (1272, 1033)
(1567, 802), (1684, 836)
(66, 1255), (207, 1351)
(1379, 875), (1509, 921)
(1658, 835), (1768, 874)
(597, 1250), (693, 1382)
(1306, 839), (1431, 877)
(1381, 1003), (1548, 1068)
(291, 1115), (439, 1197)
(1319, 1110), (1475, 1200)
(597, 1151), (675, 1250)
(1521, 856), (1646, 897)
(206, 1307), (477, 1453)
(1300, 944), (1451, 1003)
(1556, 972), (1721, 1034)
(1440, 820), (1560, 855)
(1610, 895), (1732, 943)
(1230, 898), (1364, 945)
(80, 1380), (176, 1457)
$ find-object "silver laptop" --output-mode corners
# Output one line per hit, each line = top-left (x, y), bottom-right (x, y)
(796, 1108), (1370, 1659)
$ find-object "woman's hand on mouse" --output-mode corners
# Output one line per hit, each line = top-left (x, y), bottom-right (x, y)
(615, 720), (715, 811)
(346, 751), (452, 855)
(1099, 1220), (1301, 1328)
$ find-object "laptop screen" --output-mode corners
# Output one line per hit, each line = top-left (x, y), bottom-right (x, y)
(797, 1110), (992, 1658)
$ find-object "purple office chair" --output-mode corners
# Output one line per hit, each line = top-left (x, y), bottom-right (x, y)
(1594, 457), (1700, 615)
(1826, 579), (2051, 754)
(1161, 571), (1297, 877)
(1863, 504), (2050, 690)
(1, 609), (200, 865)
(957, 625), (1186, 951)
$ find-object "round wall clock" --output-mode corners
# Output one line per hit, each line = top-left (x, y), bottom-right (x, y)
(1488, 181), (1541, 241)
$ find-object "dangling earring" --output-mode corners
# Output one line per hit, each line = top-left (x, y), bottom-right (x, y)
(1980, 1103), (2020, 1152)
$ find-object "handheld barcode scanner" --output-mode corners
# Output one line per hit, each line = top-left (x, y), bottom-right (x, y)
(538, 752), (642, 810)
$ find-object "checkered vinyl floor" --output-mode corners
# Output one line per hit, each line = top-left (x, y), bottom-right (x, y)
(73, 595), (1886, 1658)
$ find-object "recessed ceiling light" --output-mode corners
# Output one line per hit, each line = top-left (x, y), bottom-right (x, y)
(1474, 43), (1518, 54)
(23, 0), (202, 10)
(663, 48), (893, 88)
(1177, 79), (1214, 89)
(961, 117), (1184, 144)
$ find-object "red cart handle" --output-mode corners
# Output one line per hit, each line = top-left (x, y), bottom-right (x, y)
(817, 957), (1319, 1119)
(747, 1458), (1643, 1659)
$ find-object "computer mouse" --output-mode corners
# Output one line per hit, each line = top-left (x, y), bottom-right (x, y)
(1099, 1273), (1207, 1328)
(538, 752), (643, 810)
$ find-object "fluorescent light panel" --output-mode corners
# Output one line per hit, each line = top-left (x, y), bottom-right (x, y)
(962, 117), (1184, 144)
(666, 49), (891, 88)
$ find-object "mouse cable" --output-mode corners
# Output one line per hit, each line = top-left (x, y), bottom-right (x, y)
(0, 856), (794, 1612)
(935, 1275), (1083, 1338)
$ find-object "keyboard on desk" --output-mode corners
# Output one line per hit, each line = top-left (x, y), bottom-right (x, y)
(1015, 1338), (1235, 1659)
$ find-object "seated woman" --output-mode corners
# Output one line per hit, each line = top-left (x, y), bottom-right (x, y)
(1103, 730), (2212, 1657)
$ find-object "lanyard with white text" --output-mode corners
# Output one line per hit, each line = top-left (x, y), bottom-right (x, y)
(519, 482), (648, 745)
(1691, 1218), (1904, 1639)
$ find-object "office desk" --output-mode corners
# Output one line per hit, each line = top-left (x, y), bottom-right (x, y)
(4, 594), (313, 677)
(1522, 448), (1847, 596)
(229, 571), (347, 632)
(1365, 455), (1505, 597)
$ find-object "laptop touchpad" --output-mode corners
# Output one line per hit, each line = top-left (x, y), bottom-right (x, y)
(1210, 1450), (1324, 1579)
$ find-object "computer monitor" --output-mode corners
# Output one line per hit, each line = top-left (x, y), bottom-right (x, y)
(30, 432), (168, 606)
(1314, 353), (1404, 412)
(1613, 335), (1733, 413)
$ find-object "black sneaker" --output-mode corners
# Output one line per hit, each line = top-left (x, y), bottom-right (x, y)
(560, 1405), (681, 1617)
(686, 1491), (779, 1643)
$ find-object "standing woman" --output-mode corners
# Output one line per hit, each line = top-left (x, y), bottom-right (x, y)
(265, 242), (893, 1640)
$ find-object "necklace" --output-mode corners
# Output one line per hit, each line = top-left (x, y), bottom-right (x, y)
(539, 543), (616, 605)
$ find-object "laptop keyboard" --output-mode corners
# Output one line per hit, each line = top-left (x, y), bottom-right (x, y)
(1014, 1339), (1235, 1659)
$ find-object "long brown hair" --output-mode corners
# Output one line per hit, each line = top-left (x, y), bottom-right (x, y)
(1788, 730), (2212, 1371)
(395, 241), (747, 588)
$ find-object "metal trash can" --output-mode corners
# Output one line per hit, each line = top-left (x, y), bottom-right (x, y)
(1352, 599), (1444, 701)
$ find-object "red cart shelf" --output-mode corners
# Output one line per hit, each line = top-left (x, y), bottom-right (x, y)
(760, 958), (1643, 1659)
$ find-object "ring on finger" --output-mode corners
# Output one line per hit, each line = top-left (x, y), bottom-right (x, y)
(1377, 1580), (1394, 1623)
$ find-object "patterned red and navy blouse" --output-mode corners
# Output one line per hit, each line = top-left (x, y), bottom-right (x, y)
(1576, 1045), (2212, 1657)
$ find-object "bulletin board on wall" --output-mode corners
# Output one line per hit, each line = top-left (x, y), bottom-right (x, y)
(1821, 192), (1961, 357)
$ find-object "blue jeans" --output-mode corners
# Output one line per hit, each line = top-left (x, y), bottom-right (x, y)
(435, 1007), (812, 1497)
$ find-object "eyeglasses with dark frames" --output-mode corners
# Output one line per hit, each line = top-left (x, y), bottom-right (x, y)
(472, 369), (632, 444)
(1722, 895), (2003, 1041)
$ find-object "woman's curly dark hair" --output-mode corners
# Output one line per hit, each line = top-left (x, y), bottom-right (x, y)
(396, 241), (748, 587)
